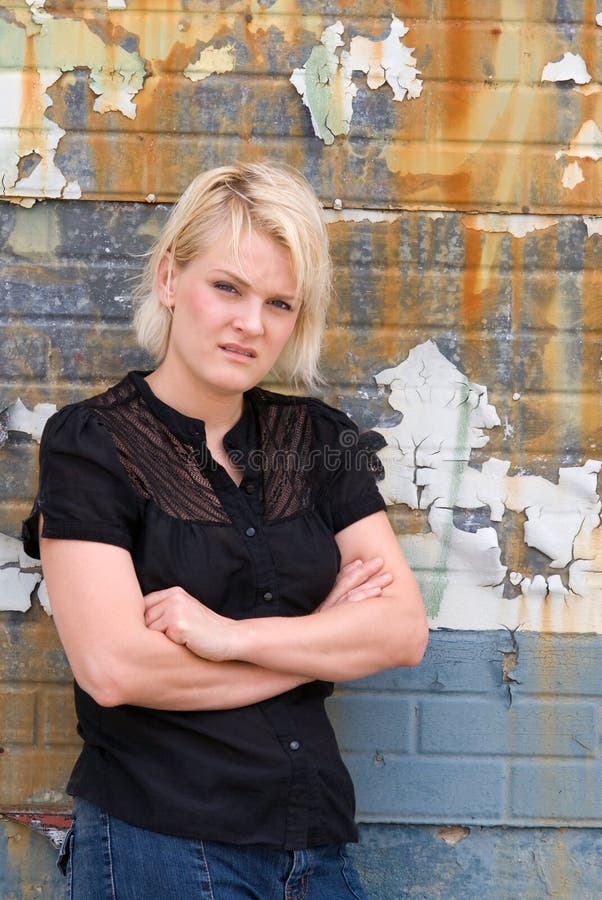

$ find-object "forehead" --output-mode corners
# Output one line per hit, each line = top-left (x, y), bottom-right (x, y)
(199, 226), (296, 286)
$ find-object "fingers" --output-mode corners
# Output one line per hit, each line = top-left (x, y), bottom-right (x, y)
(344, 571), (393, 603)
(336, 557), (384, 589)
(319, 560), (393, 611)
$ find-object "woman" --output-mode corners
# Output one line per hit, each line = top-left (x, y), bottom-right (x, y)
(23, 161), (428, 899)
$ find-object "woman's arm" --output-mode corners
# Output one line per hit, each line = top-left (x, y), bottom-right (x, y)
(145, 511), (429, 682)
(40, 537), (313, 710)
(41, 534), (389, 710)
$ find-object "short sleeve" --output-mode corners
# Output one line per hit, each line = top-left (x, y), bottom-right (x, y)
(309, 399), (386, 534)
(22, 405), (140, 559)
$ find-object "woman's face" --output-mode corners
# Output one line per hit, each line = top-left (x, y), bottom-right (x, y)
(159, 227), (300, 398)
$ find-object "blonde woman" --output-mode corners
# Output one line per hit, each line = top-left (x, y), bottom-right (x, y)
(24, 162), (427, 899)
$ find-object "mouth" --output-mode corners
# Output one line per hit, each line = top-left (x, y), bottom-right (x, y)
(220, 344), (257, 359)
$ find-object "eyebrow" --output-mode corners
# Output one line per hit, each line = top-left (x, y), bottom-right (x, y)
(210, 268), (297, 301)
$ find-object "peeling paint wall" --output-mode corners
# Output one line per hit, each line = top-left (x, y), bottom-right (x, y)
(2, 3), (602, 897)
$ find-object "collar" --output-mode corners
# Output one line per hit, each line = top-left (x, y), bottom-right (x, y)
(128, 370), (257, 453)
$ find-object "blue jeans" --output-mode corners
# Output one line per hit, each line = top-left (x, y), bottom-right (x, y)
(58, 797), (368, 899)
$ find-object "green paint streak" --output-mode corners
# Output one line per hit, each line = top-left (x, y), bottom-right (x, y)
(303, 45), (338, 145)
(424, 399), (472, 618)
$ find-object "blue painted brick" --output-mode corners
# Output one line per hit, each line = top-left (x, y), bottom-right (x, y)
(328, 694), (412, 753)
(419, 697), (597, 757)
(346, 631), (512, 694)
(511, 761), (602, 822)
(352, 824), (602, 900)
(345, 754), (505, 822)
(512, 634), (602, 697)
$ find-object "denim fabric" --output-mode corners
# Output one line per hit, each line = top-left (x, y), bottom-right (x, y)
(58, 797), (368, 900)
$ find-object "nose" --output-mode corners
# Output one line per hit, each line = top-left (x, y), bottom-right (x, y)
(232, 298), (265, 337)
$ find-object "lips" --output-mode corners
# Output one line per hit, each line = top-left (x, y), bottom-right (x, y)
(220, 343), (257, 359)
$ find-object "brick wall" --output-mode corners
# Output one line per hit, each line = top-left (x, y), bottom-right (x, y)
(331, 632), (602, 827)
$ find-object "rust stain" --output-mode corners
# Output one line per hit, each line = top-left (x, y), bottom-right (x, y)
(461, 228), (484, 322)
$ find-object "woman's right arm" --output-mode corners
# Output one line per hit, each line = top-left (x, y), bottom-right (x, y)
(41, 536), (311, 711)
(41, 534), (385, 712)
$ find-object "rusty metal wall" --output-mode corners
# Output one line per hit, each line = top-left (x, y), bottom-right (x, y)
(2, 1), (602, 896)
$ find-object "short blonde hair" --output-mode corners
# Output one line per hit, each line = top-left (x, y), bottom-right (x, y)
(133, 161), (332, 390)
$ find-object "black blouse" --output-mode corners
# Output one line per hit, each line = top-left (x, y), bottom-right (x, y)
(22, 371), (386, 849)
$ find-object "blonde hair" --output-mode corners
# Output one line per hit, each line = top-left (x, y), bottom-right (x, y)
(133, 161), (332, 390)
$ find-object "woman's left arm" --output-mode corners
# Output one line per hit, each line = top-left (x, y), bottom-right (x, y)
(145, 511), (428, 682)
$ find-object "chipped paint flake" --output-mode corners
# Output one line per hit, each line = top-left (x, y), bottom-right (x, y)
(348, 16), (422, 102)
(107, 0), (126, 8)
(89, 66), (145, 119)
(504, 461), (602, 568)
(583, 216), (602, 236)
(184, 44), (236, 83)
(562, 160), (585, 189)
(290, 22), (354, 146)
(38, 579), (52, 615)
(0, 533), (41, 613)
(0, 568), (39, 612)
(462, 214), (559, 238)
(323, 209), (402, 224)
(291, 17), (421, 145)
(373, 341), (602, 633)
(541, 52), (592, 85)
(1, 533), (38, 569)
(0, 12), (145, 202)
(6, 397), (56, 442)
(559, 119), (602, 161)
(24, 0), (51, 25)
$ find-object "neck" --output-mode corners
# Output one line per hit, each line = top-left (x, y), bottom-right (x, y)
(145, 364), (244, 433)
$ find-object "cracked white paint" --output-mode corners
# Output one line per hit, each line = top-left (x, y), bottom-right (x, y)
(0, 533), (41, 613)
(541, 52), (592, 85)
(88, 67), (145, 119)
(290, 16), (421, 145)
(1, 5), (144, 201)
(583, 216), (602, 236)
(462, 214), (559, 238)
(5, 398), (56, 442)
(562, 160), (585, 189)
(505, 461), (601, 568)
(557, 120), (602, 161)
(373, 341), (602, 633)
(184, 45), (235, 83)
(348, 17), (423, 102)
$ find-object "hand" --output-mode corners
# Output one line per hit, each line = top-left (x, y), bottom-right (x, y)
(317, 557), (393, 612)
(143, 587), (236, 661)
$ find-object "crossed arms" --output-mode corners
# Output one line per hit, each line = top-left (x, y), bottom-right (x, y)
(40, 510), (428, 711)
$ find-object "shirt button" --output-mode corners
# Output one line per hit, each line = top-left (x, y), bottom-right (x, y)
(263, 591), (273, 602)
(289, 740), (301, 751)
(245, 527), (256, 537)
(244, 483), (255, 494)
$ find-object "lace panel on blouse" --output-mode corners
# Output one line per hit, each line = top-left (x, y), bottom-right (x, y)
(86, 380), (317, 524)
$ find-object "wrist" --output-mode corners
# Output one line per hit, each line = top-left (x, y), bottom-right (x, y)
(229, 618), (259, 663)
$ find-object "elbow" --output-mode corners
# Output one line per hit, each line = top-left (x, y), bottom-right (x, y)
(74, 663), (131, 708)
(391, 611), (429, 669)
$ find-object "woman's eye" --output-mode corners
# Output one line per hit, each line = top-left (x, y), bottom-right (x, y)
(269, 299), (294, 311)
(214, 282), (238, 294)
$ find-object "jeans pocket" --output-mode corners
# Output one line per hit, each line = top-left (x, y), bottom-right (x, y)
(57, 825), (74, 877)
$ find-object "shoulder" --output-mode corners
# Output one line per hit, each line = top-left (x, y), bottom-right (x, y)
(40, 374), (137, 459)
(251, 387), (355, 440)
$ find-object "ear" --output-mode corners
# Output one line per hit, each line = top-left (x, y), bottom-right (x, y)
(157, 252), (179, 308)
